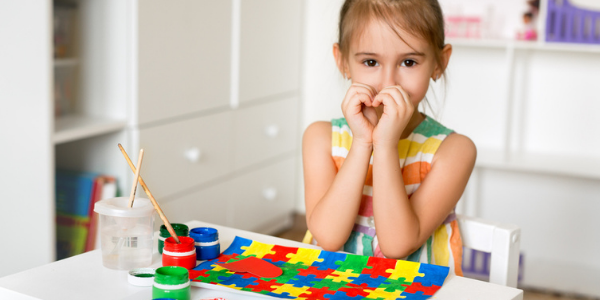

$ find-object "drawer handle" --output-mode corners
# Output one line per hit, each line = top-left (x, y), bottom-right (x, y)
(262, 187), (277, 201)
(185, 148), (202, 163)
(264, 124), (280, 138)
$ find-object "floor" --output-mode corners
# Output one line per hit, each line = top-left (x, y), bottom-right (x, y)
(275, 214), (593, 300)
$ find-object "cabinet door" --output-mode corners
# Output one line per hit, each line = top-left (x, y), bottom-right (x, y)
(138, 0), (232, 124)
(230, 158), (296, 233)
(233, 96), (299, 170)
(160, 180), (231, 228)
(138, 112), (233, 199)
(238, 0), (302, 103)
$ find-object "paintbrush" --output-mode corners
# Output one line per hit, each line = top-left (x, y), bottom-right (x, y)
(118, 144), (181, 244)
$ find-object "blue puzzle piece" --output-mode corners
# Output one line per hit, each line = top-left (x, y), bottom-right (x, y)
(266, 292), (296, 299)
(262, 257), (289, 267)
(401, 291), (430, 300)
(324, 290), (366, 300)
(217, 273), (256, 288)
(413, 263), (448, 287)
(350, 274), (388, 286)
(222, 236), (253, 255)
(313, 251), (347, 270)
(287, 274), (321, 287)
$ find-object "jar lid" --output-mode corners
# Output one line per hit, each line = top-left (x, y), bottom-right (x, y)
(154, 266), (189, 285)
(128, 268), (156, 286)
(189, 227), (219, 242)
(94, 197), (155, 217)
(160, 223), (189, 236)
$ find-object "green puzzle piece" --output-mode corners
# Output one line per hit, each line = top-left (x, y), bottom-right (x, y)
(334, 254), (371, 274)
(311, 278), (351, 290)
(379, 277), (411, 292)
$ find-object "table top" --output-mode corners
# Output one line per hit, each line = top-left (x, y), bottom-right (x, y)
(0, 220), (523, 300)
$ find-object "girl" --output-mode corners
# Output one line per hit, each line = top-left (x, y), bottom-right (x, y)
(302, 0), (476, 275)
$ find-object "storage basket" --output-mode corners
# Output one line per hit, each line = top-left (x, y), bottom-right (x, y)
(546, 0), (600, 44)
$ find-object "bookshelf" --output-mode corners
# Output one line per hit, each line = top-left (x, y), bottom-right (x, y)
(53, 115), (127, 145)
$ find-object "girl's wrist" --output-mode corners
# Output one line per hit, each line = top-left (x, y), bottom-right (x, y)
(350, 139), (373, 153)
(373, 143), (398, 154)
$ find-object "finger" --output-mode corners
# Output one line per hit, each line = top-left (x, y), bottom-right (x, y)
(351, 83), (378, 97)
(382, 85), (410, 106)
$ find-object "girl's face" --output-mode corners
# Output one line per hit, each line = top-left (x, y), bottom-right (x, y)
(337, 19), (444, 106)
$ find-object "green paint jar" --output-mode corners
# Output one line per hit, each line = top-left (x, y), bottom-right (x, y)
(158, 224), (189, 254)
(152, 266), (190, 300)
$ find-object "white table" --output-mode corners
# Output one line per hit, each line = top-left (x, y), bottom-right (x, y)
(0, 220), (523, 300)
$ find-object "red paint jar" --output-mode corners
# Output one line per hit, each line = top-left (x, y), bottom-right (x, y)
(162, 236), (197, 270)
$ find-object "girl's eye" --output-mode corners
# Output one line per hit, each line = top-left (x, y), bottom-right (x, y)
(401, 59), (417, 67)
(363, 59), (379, 67)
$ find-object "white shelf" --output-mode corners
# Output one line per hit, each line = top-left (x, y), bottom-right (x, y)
(476, 148), (600, 180)
(53, 115), (127, 144)
(448, 38), (600, 53)
(53, 58), (78, 67)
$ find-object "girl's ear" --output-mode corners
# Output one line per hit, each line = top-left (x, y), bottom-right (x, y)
(432, 44), (453, 80)
(333, 43), (349, 79)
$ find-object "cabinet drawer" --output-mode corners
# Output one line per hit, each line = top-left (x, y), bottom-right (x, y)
(138, 0), (232, 124)
(230, 158), (296, 232)
(160, 180), (231, 229)
(233, 97), (299, 170)
(139, 112), (233, 199)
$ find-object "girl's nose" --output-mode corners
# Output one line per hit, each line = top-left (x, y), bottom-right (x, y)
(381, 69), (398, 91)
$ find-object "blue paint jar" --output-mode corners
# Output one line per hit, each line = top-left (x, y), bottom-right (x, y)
(189, 227), (220, 260)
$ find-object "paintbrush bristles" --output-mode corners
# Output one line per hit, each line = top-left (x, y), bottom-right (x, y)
(127, 149), (144, 208)
(118, 144), (181, 244)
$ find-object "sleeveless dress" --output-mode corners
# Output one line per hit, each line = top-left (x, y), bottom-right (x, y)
(330, 115), (464, 276)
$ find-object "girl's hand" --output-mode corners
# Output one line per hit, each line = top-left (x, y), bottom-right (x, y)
(341, 83), (379, 146)
(372, 85), (413, 148)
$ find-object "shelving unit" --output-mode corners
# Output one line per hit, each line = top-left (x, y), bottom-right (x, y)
(442, 2), (600, 296)
(53, 115), (127, 145)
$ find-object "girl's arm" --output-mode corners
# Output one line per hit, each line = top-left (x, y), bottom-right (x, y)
(302, 121), (372, 251)
(372, 133), (476, 259)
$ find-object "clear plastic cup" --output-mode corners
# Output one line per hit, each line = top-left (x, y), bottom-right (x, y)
(93, 197), (155, 270)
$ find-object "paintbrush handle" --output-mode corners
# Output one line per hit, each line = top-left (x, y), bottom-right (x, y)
(127, 149), (144, 208)
(118, 144), (181, 244)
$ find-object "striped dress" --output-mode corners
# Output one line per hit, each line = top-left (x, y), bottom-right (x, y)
(331, 115), (464, 276)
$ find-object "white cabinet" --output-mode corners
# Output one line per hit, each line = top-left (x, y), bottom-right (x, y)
(0, 0), (302, 278)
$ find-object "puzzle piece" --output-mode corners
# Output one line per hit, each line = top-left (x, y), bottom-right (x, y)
(286, 247), (324, 265)
(337, 282), (375, 298)
(347, 274), (387, 287)
(334, 253), (370, 273)
(287, 274), (321, 288)
(399, 291), (430, 300)
(191, 268), (233, 283)
(377, 276), (411, 293)
(413, 263), (449, 287)
(263, 245), (298, 263)
(241, 241), (276, 258)
(298, 286), (337, 299)
(313, 250), (347, 270)
(245, 279), (284, 293)
(324, 290), (367, 300)
(216, 273), (254, 289)
(297, 266), (338, 279)
(270, 283), (311, 298)
(222, 237), (253, 255)
(386, 260), (424, 282)
(402, 282), (441, 296)
(328, 269), (360, 283)
(311, 278), (350, 290)
(363, 256), (397, 278)
(366, 286), (406, 300)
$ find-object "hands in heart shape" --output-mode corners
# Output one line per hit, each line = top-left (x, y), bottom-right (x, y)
(341, 83), (414, 148)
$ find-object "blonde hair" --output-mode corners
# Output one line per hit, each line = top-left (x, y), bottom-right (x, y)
(337, 0), (446, 75)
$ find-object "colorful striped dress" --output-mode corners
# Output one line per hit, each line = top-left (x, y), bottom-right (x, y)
(330, 115), (463, 276)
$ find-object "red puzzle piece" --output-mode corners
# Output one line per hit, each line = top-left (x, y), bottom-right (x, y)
(338, 283), (375, 298)
(403, 282), (441, 296)
(218, 256), (283, 278)
(262, 245), (298, 263)
(247, 279), (284, 293)
(363, 256), (397, 278)
(297, 266), (338, 279)
(298, 286), (337, 299)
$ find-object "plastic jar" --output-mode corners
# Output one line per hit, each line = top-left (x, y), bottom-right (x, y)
(158, 224), (189, 254)
(162, 236), (197, 270)
(152, 266), (190, 300)
(189, 227), (220, 260)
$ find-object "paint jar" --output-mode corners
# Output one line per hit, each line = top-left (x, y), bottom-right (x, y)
(162, 236), (197, 270)
(152, 266), (190, 300)
(189, 227), (220, 260)
(158, 224), (189, 254)
(93, 197), (155, 270)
